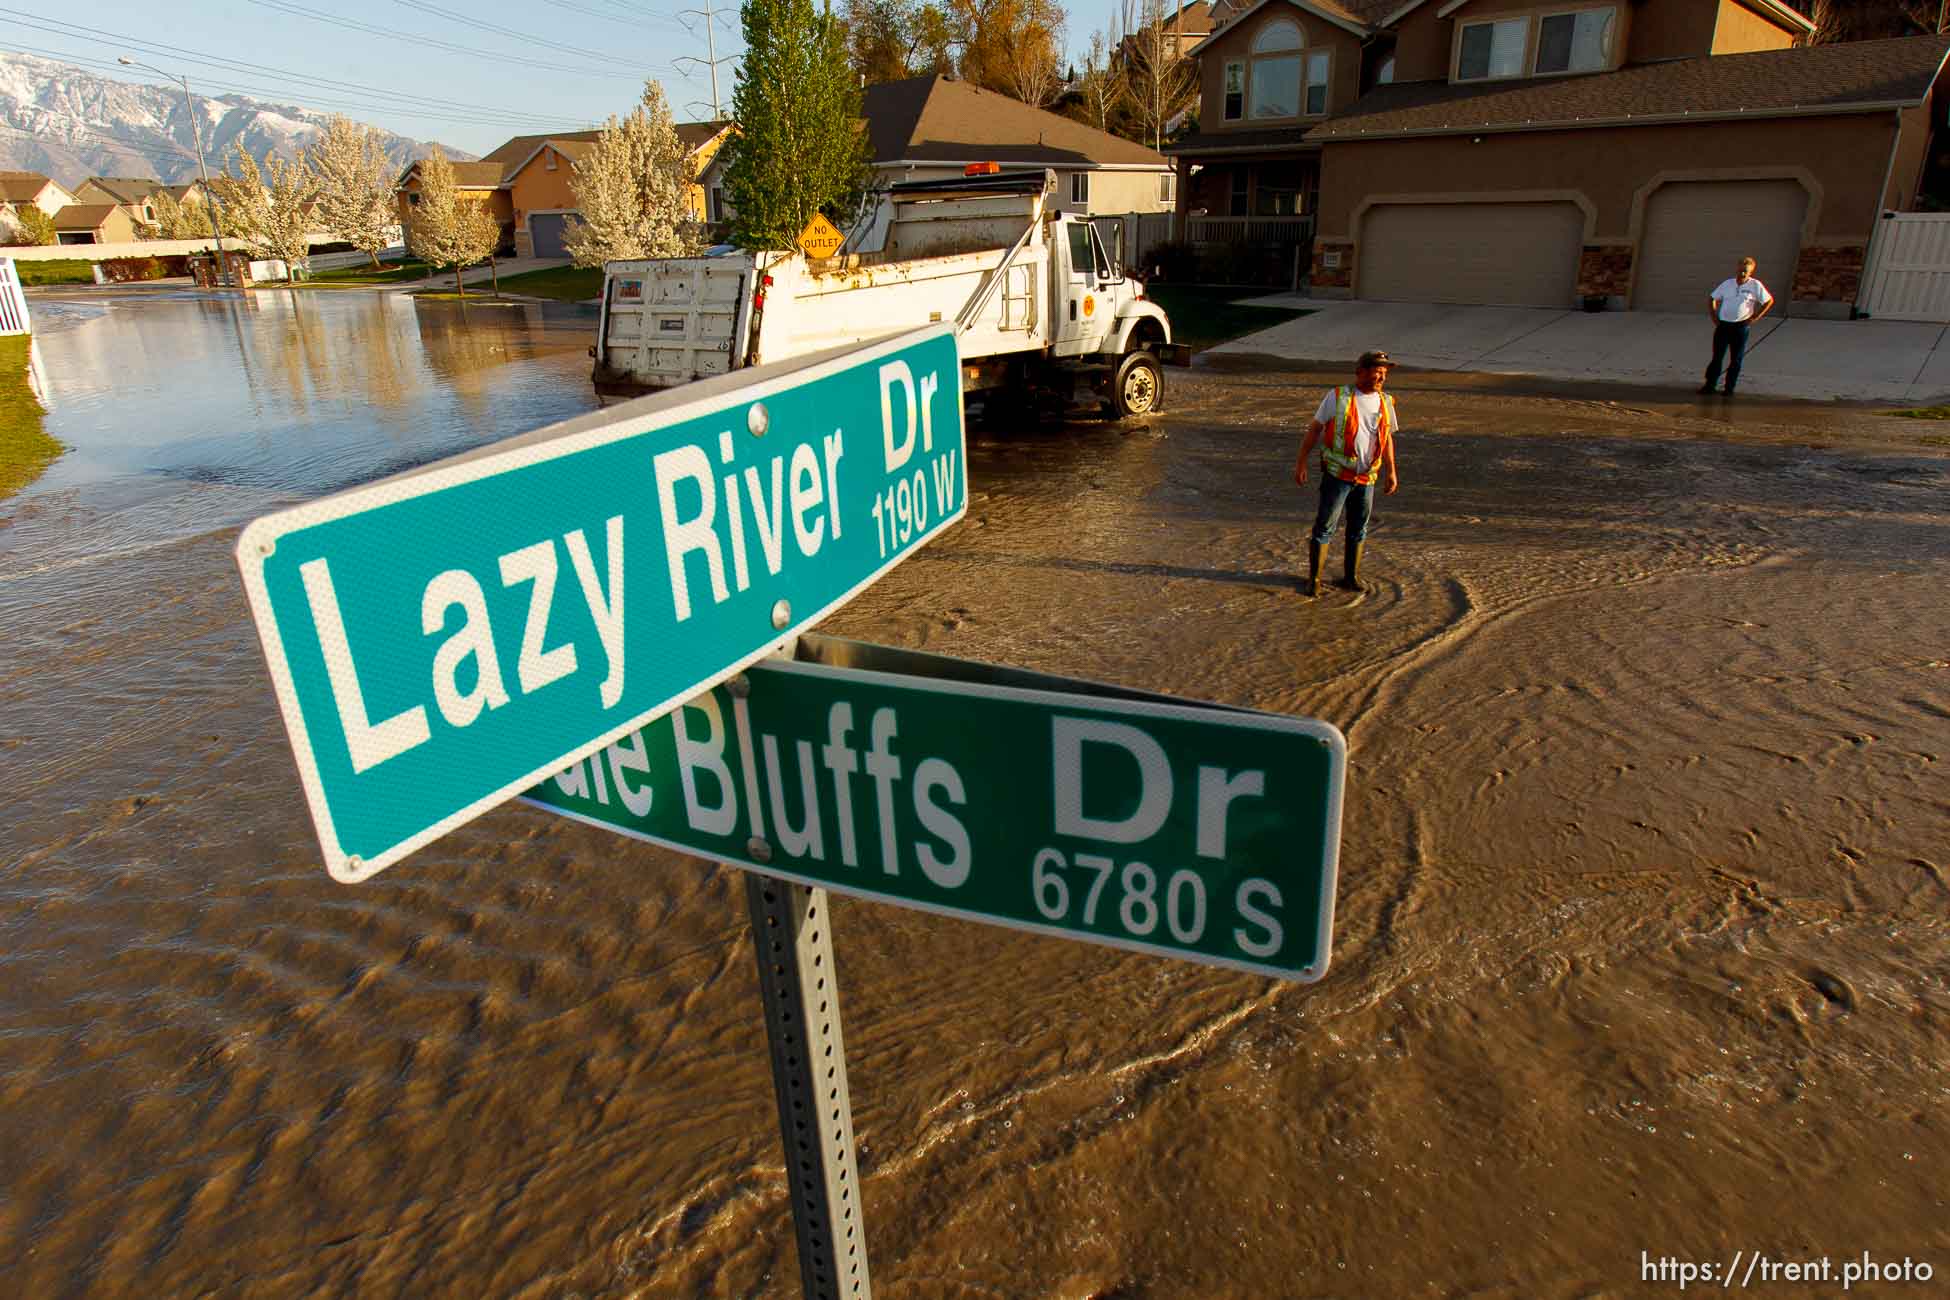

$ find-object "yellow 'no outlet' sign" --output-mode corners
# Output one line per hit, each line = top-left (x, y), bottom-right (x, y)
(798, 213), (844, 259)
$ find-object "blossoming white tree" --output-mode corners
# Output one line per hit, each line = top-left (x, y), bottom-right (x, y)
(211, 146), (319, 280)
(307, 115), (398, 268)
(564, 80), (698, 268)
(405, 147), (499, 295)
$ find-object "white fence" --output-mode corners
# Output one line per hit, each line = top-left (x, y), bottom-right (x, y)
(305, 246), (408, 272)
(0, 258), (29, 334)
(1860, 211), (1950, 322)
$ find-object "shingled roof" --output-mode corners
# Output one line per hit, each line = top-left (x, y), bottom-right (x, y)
(1308, 35), (1950, 141)
(0, 176), (55, 203)
(51, 203), (123, 230)
(864, 76), (1168, 169)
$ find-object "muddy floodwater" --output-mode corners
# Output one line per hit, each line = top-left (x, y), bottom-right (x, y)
(3, 293), (1948, 1297)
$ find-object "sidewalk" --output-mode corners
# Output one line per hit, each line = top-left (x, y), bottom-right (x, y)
(1218, 298), (1950, 404)
(389, 256), (573, 292)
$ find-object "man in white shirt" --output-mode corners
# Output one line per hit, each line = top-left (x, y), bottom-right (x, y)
(1293, 349), (1400, 597)
(1700, 256), (1774, 396)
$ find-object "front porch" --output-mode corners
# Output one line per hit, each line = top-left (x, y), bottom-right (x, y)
(1160, 140), (1321, 287)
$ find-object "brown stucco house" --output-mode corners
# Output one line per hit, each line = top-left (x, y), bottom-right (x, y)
(1170, 0), (1950, 315)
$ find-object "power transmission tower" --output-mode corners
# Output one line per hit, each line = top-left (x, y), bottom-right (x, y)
(675, 0), (738, 118)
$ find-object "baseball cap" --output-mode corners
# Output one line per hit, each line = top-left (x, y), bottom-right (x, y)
(1357, 350), (1392, 368)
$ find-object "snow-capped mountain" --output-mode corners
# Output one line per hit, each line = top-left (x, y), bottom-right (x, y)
(0, 50), (474, 188)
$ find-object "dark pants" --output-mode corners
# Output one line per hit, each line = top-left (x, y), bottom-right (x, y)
(1704, 320), (1751, 391)
(1311, 475), (1373, 546)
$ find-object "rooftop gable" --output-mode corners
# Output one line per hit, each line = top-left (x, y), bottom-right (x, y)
(864, 75), (1169, 168)
(51, 203), (124, 229)
(80, 176), (164, 203)
(1188, 0), (1370, 52)
(1307, 33), (1949, 140)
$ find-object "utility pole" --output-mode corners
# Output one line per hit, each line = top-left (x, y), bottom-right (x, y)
(119, 57), (230, 284)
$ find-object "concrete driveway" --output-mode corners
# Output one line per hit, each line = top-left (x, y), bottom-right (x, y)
(1219, 298), (1950, 404)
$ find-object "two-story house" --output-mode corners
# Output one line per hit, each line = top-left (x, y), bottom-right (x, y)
(1171, 0), (1950, 315)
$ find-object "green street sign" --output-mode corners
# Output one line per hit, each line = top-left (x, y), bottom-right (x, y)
(525, 635), (1345, 981)
(236, 327), (966, 883)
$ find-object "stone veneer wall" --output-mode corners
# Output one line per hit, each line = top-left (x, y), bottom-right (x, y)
(1311, 239), (1353, 296)
(1578, 245), (1633, 304)
(1792, 243), (1865, 306)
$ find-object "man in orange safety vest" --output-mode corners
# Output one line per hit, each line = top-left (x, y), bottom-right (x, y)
(1293, 349), (1400, 598)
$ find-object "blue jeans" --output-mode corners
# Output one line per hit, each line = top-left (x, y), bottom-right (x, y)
(1705, 320), (1750, 390)
(1312, 475), (1373, 545)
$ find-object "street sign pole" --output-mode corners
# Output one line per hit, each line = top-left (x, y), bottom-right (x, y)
(743, 873), (872, 1300)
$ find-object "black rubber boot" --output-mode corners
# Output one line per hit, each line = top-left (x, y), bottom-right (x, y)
(1304, 541), (1326, 598)
(1336, 541), (1366, 593)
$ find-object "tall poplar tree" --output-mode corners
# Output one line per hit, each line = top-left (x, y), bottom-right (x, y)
(725, 0), (870, 251)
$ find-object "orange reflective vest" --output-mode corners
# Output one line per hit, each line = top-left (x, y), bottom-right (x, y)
(1319, 385), (1395, 485)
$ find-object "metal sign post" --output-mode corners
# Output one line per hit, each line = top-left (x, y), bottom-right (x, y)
(744, 874), (872, 1300)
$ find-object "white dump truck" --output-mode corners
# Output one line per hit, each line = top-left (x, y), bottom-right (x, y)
(591, 167), (1188, 419)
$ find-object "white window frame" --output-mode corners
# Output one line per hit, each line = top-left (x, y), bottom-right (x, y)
(1159, 171), (1176, 207)
(1303, 50), (1331, 116)
(1247, 17), (1305, 122)
(1070, 171), (1090, 205)
(1454, 14), (1530, 82)
(1222, 60), (1246, 121)
(1450, 5), (1618, 83)
(544, 148), (557, 171)
(1532, 5), (1617, 77)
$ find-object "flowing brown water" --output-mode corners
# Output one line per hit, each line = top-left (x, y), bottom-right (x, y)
(3, 301), (1948, 1297)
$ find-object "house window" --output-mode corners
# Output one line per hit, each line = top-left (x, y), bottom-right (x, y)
(1159, 171), (1176, 207)
(544, 148), (557, 171)
(1457, 16), (1526, 81)
(1376, 53), (1396, 84)
(1305, 51), (1330, 115)
(1223, 61), (1245, 121)
(1249, 18), (1303, 119)
(1070, 171), (1090, 205)
(1229, 170), (1249, 216)
(710, 186), (725, 222)
(1253, 162), (1307, 216)
(1536, 8), (1614, 74)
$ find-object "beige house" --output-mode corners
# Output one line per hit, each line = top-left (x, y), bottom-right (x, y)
(72, 176), (166, 220)
(0, 171), (77, 224)
(1170, 0), (1950, 314)
(864, 76), (1176, 218)
(50, 203), (145, 244)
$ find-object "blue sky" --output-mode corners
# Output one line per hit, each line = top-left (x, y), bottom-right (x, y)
(1, 1), (1118, 158)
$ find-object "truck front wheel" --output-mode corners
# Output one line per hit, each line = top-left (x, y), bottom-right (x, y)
(1113, 350), (1162, 418)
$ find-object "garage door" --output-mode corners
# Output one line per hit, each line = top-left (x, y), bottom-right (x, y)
(1633, 180), (1806, 312)
(1358, 202), (1584, 308)
(530, 212), (571, 258)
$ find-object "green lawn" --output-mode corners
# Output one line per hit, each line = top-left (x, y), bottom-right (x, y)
(1143, 284), (1310, 352)
(1883, 405), (1950, 420)
(303, 258), (436, 286)
(0, 335), (61, 499)
(14, 259), (97, 286)
(483, 265), (604, 301)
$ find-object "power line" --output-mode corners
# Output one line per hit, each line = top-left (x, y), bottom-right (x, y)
(392, 0), (663, 68)
(0, 12), (630, 119)
(536, 0), (691, 34)
(1, 41), (596, 129)
(240, 0), (648, 79)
